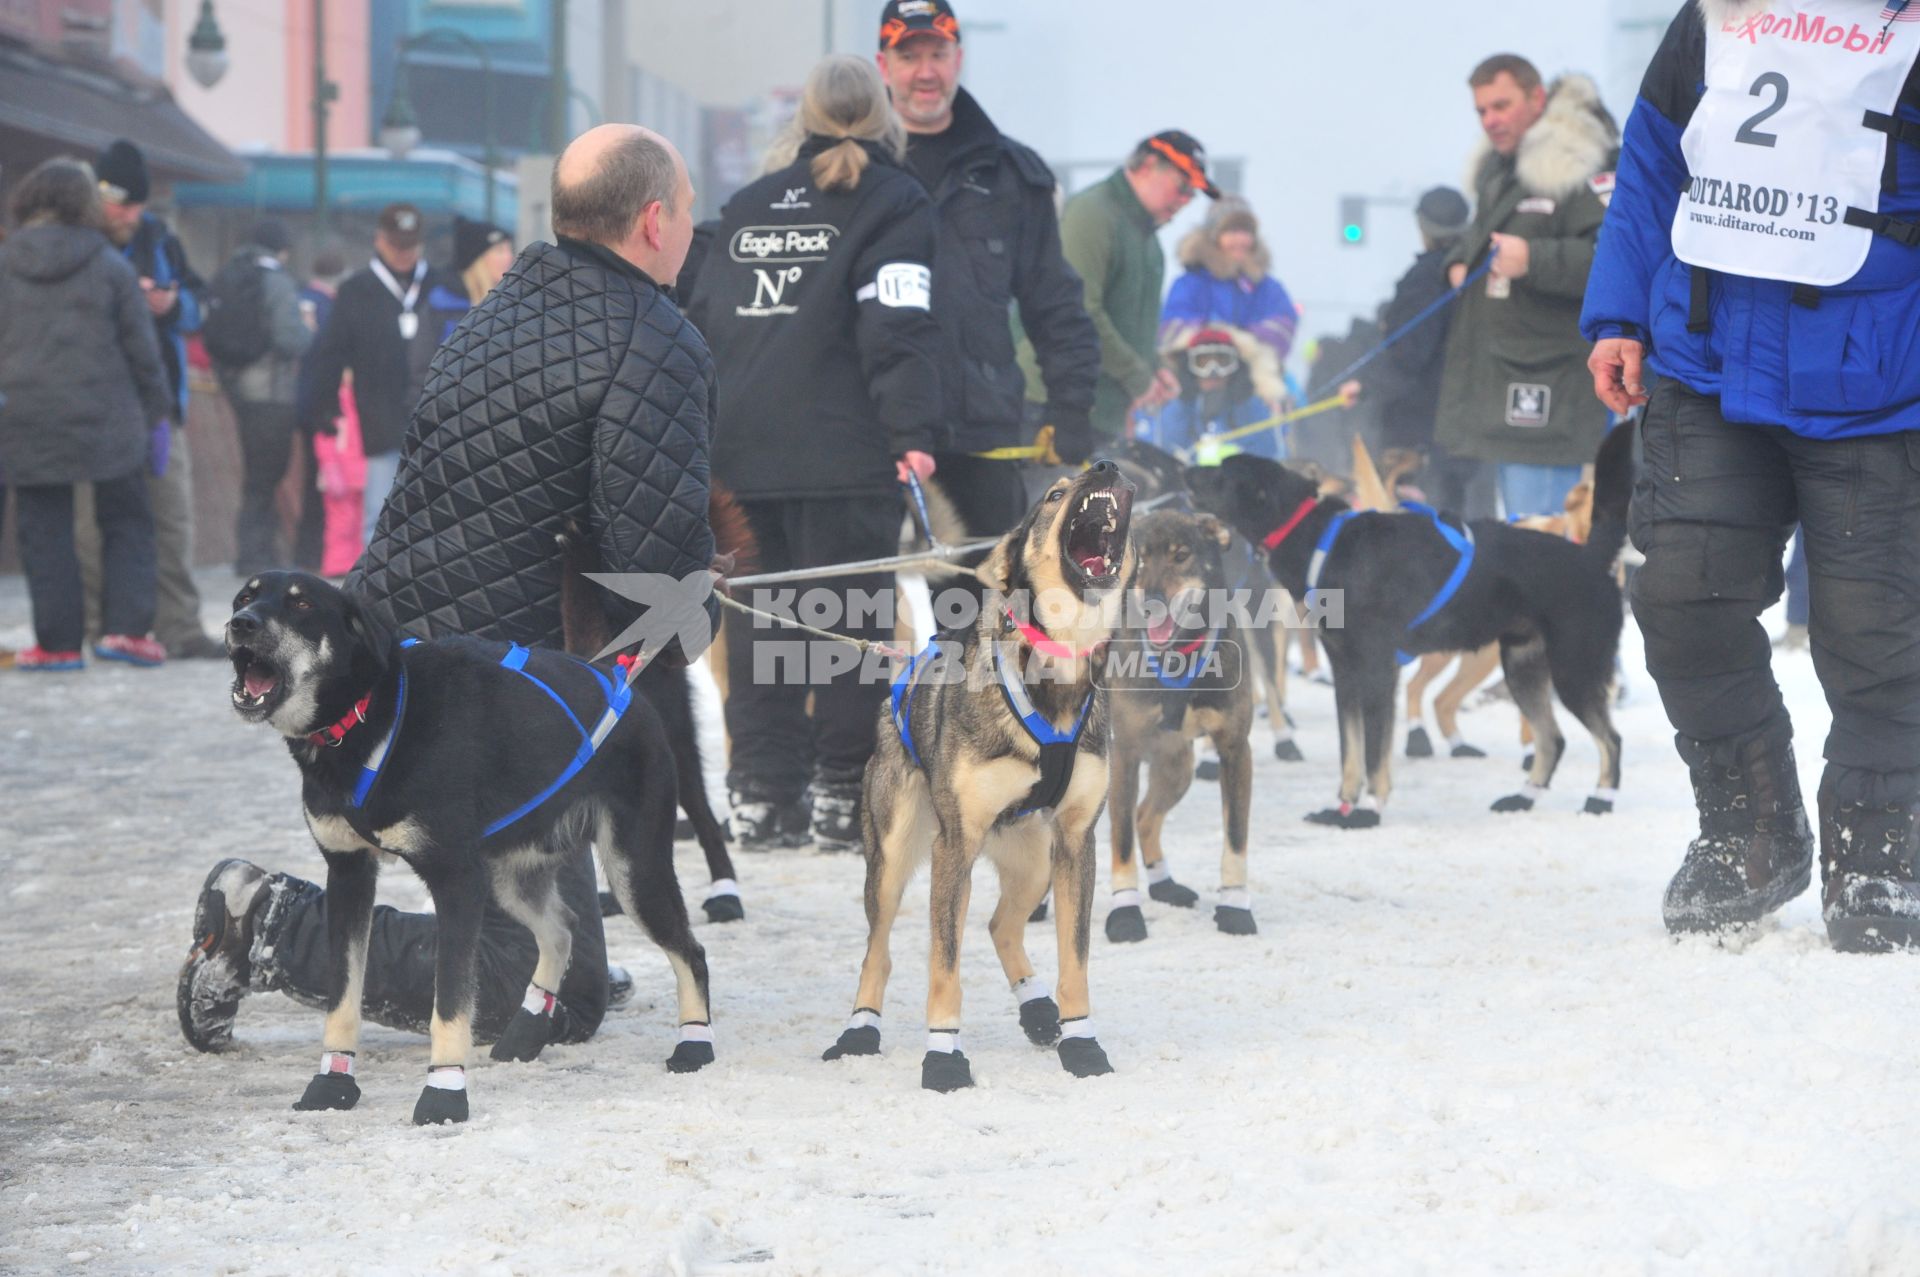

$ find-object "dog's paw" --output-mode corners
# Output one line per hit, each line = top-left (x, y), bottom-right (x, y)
(1104, 904), (1148, 944)
(1018, 996), (1062, 1046)
(921, 1050), (974, 1093)
(1583, 795), (1615, 815)
(1450, 742), (1487, 759)
(412, 1083), (469, 1126)
(292, 1071), (360, 1112)
(1148, 877), (1200, 909)
(488, 1007), (551, 1064)
(1405, 725), (1434, 758)
(1214, 905), (1258, 936)
(1028, 897), (1049, 923)
(1306, 806), (1380, 830)
(666, 1040), (715, 1073)
(1490, 793), (1536, 814)
(822, 1025), (881, 1061)
(1194, 758), (1222, 782)
(1273, 738), (1305, 763)
(1057, 1036), (1114, 1079)
(702, 893), (745, 924)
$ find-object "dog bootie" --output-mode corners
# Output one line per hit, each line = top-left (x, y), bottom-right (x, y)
(1663, 730), (1812, 936)
(293, 1053), (361, 1112)
(1104, 890), (1148, 943)
(177, 859), (270, 1053)
(1405, 724), (1434, 758)
(1057, 1024), (1113, 1079)
(921, 1035), (973, 1092)
(413, 1069), (469, 1125)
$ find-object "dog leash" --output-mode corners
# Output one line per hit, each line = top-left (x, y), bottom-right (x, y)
(1304, 245), (1500, 401)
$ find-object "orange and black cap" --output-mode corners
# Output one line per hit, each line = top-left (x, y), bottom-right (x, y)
(1144, 130), (1221, 200)
(880, 0), (961, 49)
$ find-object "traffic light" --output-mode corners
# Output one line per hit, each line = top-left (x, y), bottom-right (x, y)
(1339, 195), (1367, 246)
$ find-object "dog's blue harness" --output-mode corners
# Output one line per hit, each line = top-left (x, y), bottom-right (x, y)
(348, 639), (634, 837)
(890, 637), (1095, 817)
(1305, 501), (1475, 666)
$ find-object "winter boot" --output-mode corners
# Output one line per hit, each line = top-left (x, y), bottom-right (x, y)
(1662, 729), (1813, 936)
(1820, 773), (1920, 953)
(728, 787), (810, 850)
(811, 779), (863, 853)
(177, 859), (271, 1052)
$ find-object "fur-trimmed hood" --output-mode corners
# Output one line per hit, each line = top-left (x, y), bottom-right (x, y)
(1158, 321), (1286, 404)
(1468, 72), (1619, 200)
(1176, 226), (1271, 283)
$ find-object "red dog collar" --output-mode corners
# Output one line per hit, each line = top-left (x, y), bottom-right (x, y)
(1004, 607), (1105, 660)
(309, 694), (371, 748)
(1261, 498), (1321, 552)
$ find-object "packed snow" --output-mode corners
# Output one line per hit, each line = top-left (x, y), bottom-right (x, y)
(4, 576), (1919, 1276)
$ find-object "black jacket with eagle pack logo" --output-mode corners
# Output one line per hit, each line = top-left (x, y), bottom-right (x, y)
(346, 237), (718, 650)
(686, 136), (943, 499)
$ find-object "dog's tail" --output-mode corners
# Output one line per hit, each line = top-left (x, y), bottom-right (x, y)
(1584, 422), (1635, 575)
(709, 483), (759, 578)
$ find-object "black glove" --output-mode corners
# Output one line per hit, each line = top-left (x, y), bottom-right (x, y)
(1049, 409), (1096, 466)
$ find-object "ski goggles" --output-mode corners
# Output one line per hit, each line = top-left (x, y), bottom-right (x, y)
(1186, 343), (1241, 379)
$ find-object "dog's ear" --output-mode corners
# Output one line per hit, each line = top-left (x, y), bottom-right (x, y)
(1196, 513), (1233, 549)
(976, 533), (1015, 594)
(343, 590), (396, 672)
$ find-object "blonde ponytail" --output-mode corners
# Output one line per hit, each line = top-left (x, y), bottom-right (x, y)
(790, 55), (905, 193)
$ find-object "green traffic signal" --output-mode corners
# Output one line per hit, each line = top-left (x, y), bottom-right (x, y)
(1343, 224), (1364, 244)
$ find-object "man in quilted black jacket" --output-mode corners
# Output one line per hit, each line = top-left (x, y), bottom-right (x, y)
(178, 126), (716, 1056)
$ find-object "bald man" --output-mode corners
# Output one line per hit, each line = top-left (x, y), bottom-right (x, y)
(179, 126), (721, 1073)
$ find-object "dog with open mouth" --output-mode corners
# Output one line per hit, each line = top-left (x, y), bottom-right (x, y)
(225, 571), (714, 1124)
(822, 462), (1136, 1091)
(1100, 508), (1259, 942)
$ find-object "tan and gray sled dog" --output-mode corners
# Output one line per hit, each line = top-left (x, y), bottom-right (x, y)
(822, 462), (1137, 1092)
(1102, 509), (1259, 944)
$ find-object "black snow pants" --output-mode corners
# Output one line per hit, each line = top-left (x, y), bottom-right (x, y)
(255, 842), (609, 1044)
(724, 494), (901, 801)
(1630, 379), (1920, 805)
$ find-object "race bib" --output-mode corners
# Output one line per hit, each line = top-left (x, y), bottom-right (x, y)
(1672, 1), (1920, 286)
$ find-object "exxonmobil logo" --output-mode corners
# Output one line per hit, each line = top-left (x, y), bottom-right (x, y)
(1724, 11), (1898, 53)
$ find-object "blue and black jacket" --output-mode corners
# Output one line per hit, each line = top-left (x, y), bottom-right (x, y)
(1581, 0), (1920, 438)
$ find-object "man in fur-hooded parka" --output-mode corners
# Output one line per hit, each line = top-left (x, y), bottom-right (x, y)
(1434, 59), (1619, 471)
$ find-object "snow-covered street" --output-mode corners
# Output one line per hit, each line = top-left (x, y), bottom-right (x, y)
(4, 576), (1918, 1276)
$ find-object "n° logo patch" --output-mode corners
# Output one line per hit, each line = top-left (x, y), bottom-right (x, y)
(1506, 383), (1551, 427)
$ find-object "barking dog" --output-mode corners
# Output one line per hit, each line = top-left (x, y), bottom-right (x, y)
(1102, 509), (1259, 942)
(1188, 424), (1634, 826)
(822, 463), (1136, 1092)
(225, 571), (713, 1124)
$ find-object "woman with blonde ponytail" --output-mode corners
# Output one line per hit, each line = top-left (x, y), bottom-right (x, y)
(684, 54), (942, 852)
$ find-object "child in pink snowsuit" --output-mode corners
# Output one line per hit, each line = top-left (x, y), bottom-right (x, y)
(312, 379), (365, 577)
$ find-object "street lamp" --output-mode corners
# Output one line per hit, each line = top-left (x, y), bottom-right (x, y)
(380, 29), (499, 226)
(185, 0), (228, 90)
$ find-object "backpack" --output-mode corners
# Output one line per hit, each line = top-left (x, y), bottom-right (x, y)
(201, 252), (273, 368)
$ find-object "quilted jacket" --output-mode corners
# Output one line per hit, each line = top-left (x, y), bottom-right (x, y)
(347, 237), (718, 650)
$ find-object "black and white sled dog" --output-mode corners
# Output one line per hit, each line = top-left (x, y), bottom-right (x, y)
(823, 463), (1136, 1092)
(224, 571), (713, 1125)
(1187, 423), (1634, 827)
